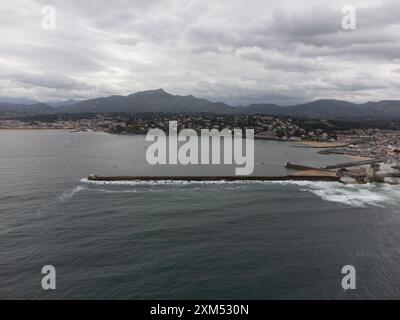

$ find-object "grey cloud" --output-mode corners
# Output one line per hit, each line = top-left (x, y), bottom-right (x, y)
(0, 43), (105, 73)
(245, 2), (400, 61)
(357, 1), (400, 28)
(236, 47), (324, 73)
(190, 46), (221, 54)
(6, 72), (93, 90)
(325, 74), (388, 92)
(0, 0), (400, 103)
(269, 6), (342, 38)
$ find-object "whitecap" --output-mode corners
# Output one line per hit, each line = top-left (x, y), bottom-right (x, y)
(58, 186), (87, 202)
(79, 178), (400, 208)
(298, 182), (395, 208)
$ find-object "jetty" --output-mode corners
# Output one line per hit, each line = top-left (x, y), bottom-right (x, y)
(87, 174), (340, 182)
(323, 159), (383, 170)
(285, 162), (325, 171)
(291, 142), (350, 149)
(86, 159), (399, 185)
(254, 136), (299, 142)
(285, 159), (384, 171)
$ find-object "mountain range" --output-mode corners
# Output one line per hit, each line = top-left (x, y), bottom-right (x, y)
(1, 89), (400, 121)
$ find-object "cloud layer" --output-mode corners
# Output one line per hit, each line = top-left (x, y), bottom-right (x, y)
(1, 0), (400, 104)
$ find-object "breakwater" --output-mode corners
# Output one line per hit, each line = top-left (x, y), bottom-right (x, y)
(323, 159), (383, 170)
(87, 174), (340, 182)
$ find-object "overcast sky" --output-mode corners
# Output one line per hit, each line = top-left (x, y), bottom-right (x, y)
(1, 0), (400, 105)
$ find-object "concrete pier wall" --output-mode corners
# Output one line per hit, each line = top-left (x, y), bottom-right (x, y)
(87, 175), (341, 182)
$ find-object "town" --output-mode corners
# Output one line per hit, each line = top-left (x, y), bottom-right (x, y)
(1, 113), (400, 162)
(0, 114), (315, 139)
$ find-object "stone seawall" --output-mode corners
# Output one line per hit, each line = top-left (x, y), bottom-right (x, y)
(87, 175), (341, 182)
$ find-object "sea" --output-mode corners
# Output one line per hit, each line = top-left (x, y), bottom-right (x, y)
(1, 130), (400, 299)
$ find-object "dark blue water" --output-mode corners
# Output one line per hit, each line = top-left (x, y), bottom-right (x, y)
(1, 130), (400, 299)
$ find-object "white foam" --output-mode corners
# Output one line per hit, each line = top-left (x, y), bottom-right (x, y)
(79, 178), (400, 208)
(80, 177), (272, 186)
(284, 181), (396, 207)
(58, 186), (87, 201)
(305, 184), (390, 208)
(93, 188), (139, 194)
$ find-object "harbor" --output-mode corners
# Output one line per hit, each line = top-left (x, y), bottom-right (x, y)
(80, 128), (400, 185)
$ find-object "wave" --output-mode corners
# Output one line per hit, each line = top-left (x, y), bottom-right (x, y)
(270, 181), (399, 207)
(92, 188), (139, 194)
(257, 180), (398, 207)
(58, 186), (87, 202)
(79, 178), (400, 208)
(296, 181), (393, 208)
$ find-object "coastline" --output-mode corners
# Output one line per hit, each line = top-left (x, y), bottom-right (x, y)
(345, 154), (375, 161)
(0, 128), (74, 131)
(0, 129), (385, 183)
(293, 141), (350, 148)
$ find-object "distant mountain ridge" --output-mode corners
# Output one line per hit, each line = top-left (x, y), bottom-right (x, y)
(0, 97), (39, 105)
(240, 99), (400, 120)
(56, 89), (234, 114)
(0, 102), (54, 114)
(2, 89), (400, 120)
(45, 99), (81, 108)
